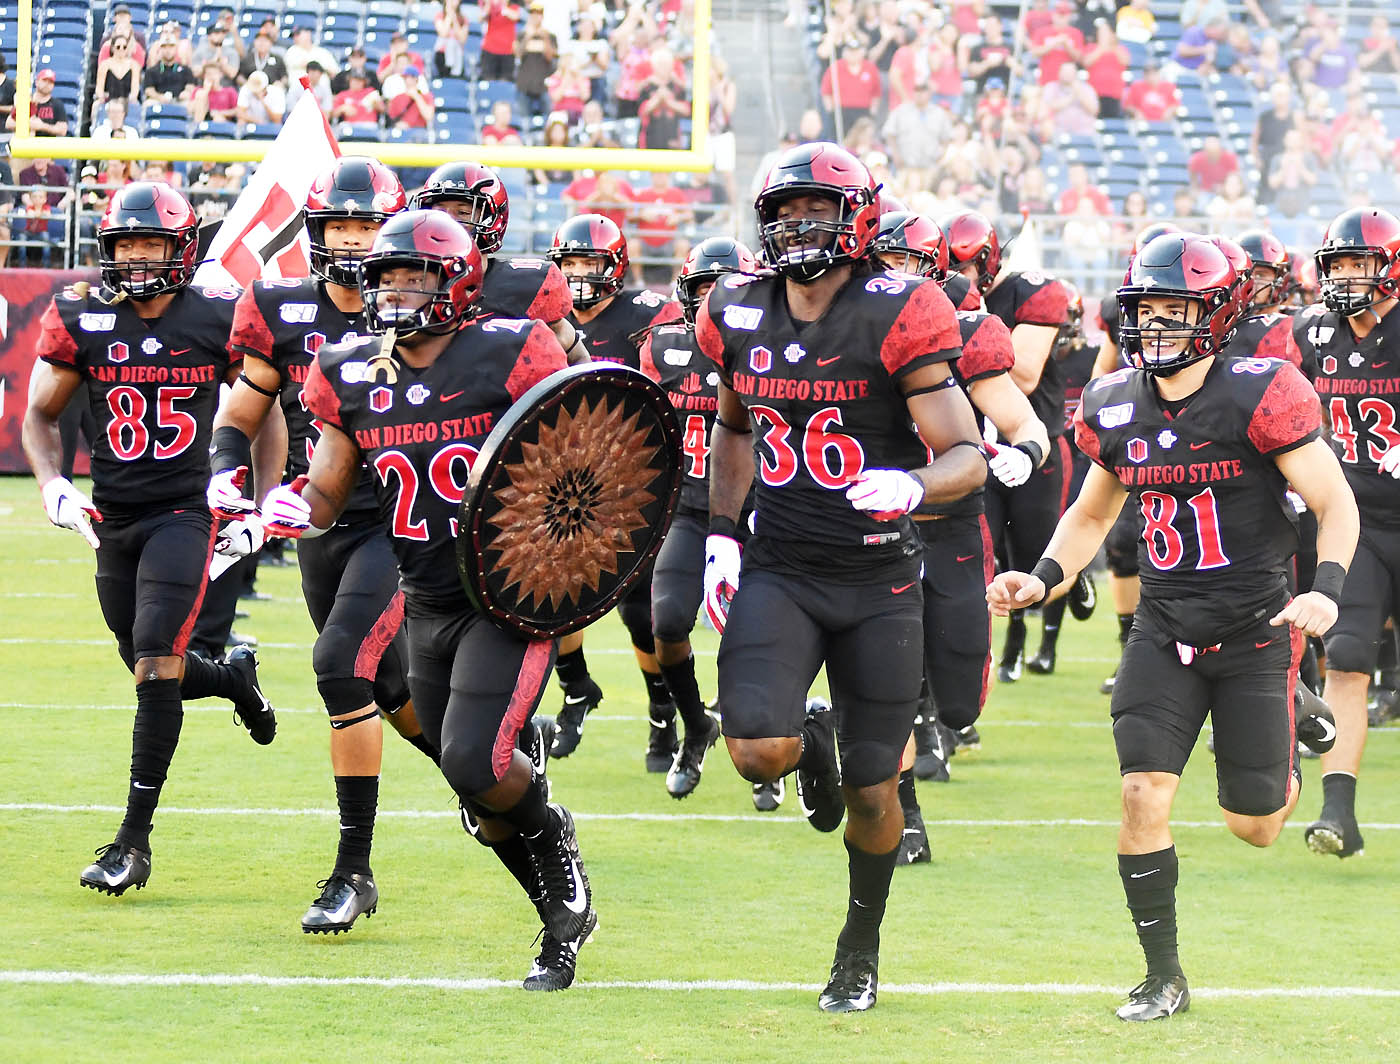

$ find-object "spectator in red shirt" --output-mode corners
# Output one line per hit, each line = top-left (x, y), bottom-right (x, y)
(1055, 162), (1111, 216)
(1021, 0), (1054, 41)
(480, 0), (522, 82)
(1360, 14), (1400, 74)
(630, 169), (693, 284)
(562, 169), (635, 232)
(1122, 60), (1181, 123)
(1187, 135), (1240, 194)
(481, 99), (523, 145)
(377, 34), (427, 81)
(1083, 21), (1129, 118)
(888, 21), (936, 111)
(386, 66), (434, 130)
(1030, 3), (1084, 86)
(331, 70), (384, 127)
(190, 62), (239, 127)
(821, 40), (883, 134)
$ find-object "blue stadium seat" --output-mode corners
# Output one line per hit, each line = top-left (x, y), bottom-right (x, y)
(338, 122), (384, 141)
(433, 110), (477, 141)
(323, 13), (363, 34)
(364, 12), (403, 34)
(322, 26), (359, 50)
(145, 115), (190, 137)
(146, 101), (189, 120)
(241, 122), (282, 139)
(476, 79), (516, 111)
(388, 125), (429, 144)
(196, 119), (238, 139)
(430, 77), (470, 109)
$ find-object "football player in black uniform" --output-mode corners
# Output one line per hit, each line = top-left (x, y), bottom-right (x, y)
(261, 210), (595, 991)
(1228, 231), (1301, 358)
(871, 211), (1049, 862)
(22, 182), (276, 897)
(544, 213), (684, 765)
(944, 210), (1074, 688)
(1293, 206), (1400, 859)
(639, 236), (759, 801)
(698, 144), (986, 1011)
(211, 156), (443, 934)
(990, 233), (1357, 1021)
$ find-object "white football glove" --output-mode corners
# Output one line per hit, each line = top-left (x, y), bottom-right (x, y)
(844, 468), (924, 521)
(41, 476), (102, 549)
(986, 442), (1033, 488)
(207, 466), (258, 520)
(1378, 445), (1400, 479)
(261, 477), (324, 539)
(214, 515), (266, 560)
(703, 534), (742, 633)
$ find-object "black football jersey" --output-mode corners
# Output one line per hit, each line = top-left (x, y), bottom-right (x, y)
(640, 321), (721, 511)
(1074, 357), (1321, 645)
(303, 317), (567, 616)
(942, 271), (982, 312)
(38, 283), (240, 514)
(984, 270), (1072, 438)
(1294, 302), (1400, 523)
(1222, 312), (1314, 379)
(479, 255), (573, 323)
(697, 268), (962, 577)
(570, 288), (682, 370)
(228, 277), (378, 515)
(1060, 334), (1098, 438)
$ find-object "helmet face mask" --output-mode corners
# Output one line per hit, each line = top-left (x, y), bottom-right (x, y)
(306, 157), (407, 288)
(410, 161), (510, 255)
(754, 142), (879, 284)
(1117, 234), (1239, 376)
(1315, 206), (1400, 316)
(943, 210), (1001, 293)
(359, 210), (484, 337)
(871, 211), (947, 280)
(98, 182), (198, 299)
(1236, 229), (1291, 307)
(1318, 249), (1387, 315)
(675, 236), (757, 324)
(547, 213), (629, 308)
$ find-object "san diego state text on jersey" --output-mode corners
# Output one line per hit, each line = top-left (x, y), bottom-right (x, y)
(571, 288), (681, 370)
(697, 269), (961, 570)
(640, 321), (721, 510)
(38, 284), (240, 513)
(228, 277), (380, 514)
(1073, 356), (1321, 645)
(478, 256), (573, 323)
(302, 317), (567, 615)
(1294, 303), (1400, 522)
(984, 270), (1072, 438)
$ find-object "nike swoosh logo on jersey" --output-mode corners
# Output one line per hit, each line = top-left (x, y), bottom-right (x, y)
(1189, 442), (1210, 450)
(170, 348), (191, 357)
(1373, 361), (1388, 369)
(816, 356), (841, 367)
(956, 554), (976, 562)
(1255, 640), (1273, 649)
(440, 391), (464, 402)
(891, 582), (915, 594)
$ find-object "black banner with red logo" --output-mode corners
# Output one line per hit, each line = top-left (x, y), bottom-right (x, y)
(0, 269), (98, 474)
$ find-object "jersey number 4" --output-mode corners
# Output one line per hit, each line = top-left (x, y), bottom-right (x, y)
(749, 405), (866, 488)
(1140, 488), (1229, 571)
(1328, 397), (1400, 464)
(105, 386), (198, 462)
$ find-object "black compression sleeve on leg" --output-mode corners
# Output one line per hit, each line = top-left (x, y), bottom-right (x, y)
(1119, 847), (1183, 979)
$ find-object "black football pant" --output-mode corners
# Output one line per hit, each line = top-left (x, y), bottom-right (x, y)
(917, 513), (993, 730)
(984, 435), (1071, 573)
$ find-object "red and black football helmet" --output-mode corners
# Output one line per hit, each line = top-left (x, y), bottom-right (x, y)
(409, 160), (510, 256)
(1315, 206), (1400, 315)
(97, 181), (199, 298)
(547, 213), (629, 308)
(1117, 234), (1239, 376)
(753, 142), (880, 283)
(1290, 249), (1319, 306)
(675, 236), (758, 325)
(943, 210), (1001, 293)
(1209, 235), (1255, 316)
(1053, 279), (1085, 360)
(871, 211), (948, 280)
(305, 156), (407, 287)
(1236, 229), (1292, 307)
(359, 210), (484, 336)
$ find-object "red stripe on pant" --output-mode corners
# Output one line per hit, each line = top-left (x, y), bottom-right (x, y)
(977, 513), (995, 713)
(173, 518), (220, 659)
(491, 639), (554, 782)
(1284, 624), (1304, 801)
(354, 590), (405, 680)
(1056, 435), (1073, 514)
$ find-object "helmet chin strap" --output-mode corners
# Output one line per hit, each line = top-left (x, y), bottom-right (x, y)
(366, 328), (400, 383)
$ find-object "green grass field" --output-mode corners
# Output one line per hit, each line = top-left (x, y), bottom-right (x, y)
(2, 476), (1397, 1062)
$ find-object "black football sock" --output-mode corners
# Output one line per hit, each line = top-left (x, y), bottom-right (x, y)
(1119, 847), (1183, 980)
(1038, 597), (1066, 654)
(1320, 772), (1357, 819)
(658, 656), (706, 731)
(498, 775), (554, 840)
(554, 647), (592, 695)
(179, 650), (245, 701)
(1117, 612), (1134, 647)
(897, 768), (919, 815)
(333, 775), (378, 876)
(404, 730), (441, 765)
(1002, 611), (1026, 663)
(488, 832), (544, 911)
(643, 668), (673, 708)
(117, 679), (184, 853)
(796, 714), (834, 776)
(1379, 628), (1400, 691)
(836, 837), (899, 954)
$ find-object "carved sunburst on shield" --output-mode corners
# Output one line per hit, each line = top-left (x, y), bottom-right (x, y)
(486, 396), (661, 611)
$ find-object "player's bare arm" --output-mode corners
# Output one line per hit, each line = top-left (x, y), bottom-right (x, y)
(707, 381), (754, 523)
(1091, 334), (1121, 379)
(967, 371), (1050, 457)
(988, 463), (1128, 614)
(250, 404), (289, 506)
(903, 361), (987, 504)
(1007, 323), (1059, 394)
(1270, 438), (1359, 636)
(21, 360), (84, 487)
(301, 420), (362, 530)
(549, 318), (590, 364)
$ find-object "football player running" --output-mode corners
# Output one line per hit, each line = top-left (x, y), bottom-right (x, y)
(989, 233), (1357, 1021)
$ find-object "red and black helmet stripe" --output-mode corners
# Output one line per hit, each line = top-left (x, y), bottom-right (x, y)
(97, 181), (199, 298)
(360, 209), (485, 336)
(943, 210), (1001, 293)
(410, 160), (510, 255)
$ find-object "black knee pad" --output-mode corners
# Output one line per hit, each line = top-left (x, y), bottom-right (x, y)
(439, 737), (499, 800)
(651, 590), (694, 645)
(1323, 631), (1376, 677)
(618, 597), (656, 654)
(839, 739), (901, 790)
(372, 672), (411, 715)
(317, 675), (376, 716)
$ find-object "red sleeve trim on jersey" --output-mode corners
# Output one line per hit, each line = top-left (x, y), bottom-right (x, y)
(36, 299), (79, 367)
(302, 355), (344, 430)
(881, 280), (962, 378)
(959, 285), (982, 311)
(650, 299), (683, 328)
(1260, 318), (1304, 373)
(1248, 363), (1324, 456)
(958, 316), (1015, 381)
(638, 331), (661, 383)
(228, 284), (276, 363)
(527, 264), (574, 324)
(505, 321), (569, 402)
(695, 299), (726, 374)
(1071, 401), (1106, 468)
(1017, 279), (1071, 327)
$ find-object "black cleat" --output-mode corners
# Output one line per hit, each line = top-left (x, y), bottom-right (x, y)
(527, 804), (594, 943)
(997, 651), (1022, 684)
(1026, 648), (1056, 674)
(1305, 812), (1365, 858)
(1368, 687), (1399, 727)
(796, 697), (844, 833)
(523, 909), (597, 991)
(645, 711), (679, 774)
(1068, 569), (1097, 620)
(913, 717), (952, 781)
(818, 945), (879, 1012)
(896, 805), (931, 866)
(227, 644), (276, 745)
(666, 713), (720, 799)
(998, 617), (1025, 684)
(301, 871), (378, 934)
(551, 680), (603, 759)
(1116, 974), (1190, 1021)
(953, 723), (981, 753)
(1295, 686), (1336, 755)
(522, 717), (556, 780)
(751, 778), (785, 811)
(80, 842), (151, 896)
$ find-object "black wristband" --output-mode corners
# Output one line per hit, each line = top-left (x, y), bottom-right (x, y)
(1311, 560), (1347, 605)
(714, 415), (752, 434)
(1015, 439), (1045, 469)
(210, 425), (253, 475)
(708, 516), (739, 539)
(1030, 558), (1065, 603)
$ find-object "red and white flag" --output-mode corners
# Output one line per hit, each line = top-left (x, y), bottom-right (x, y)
(194, 88), (341, 288)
